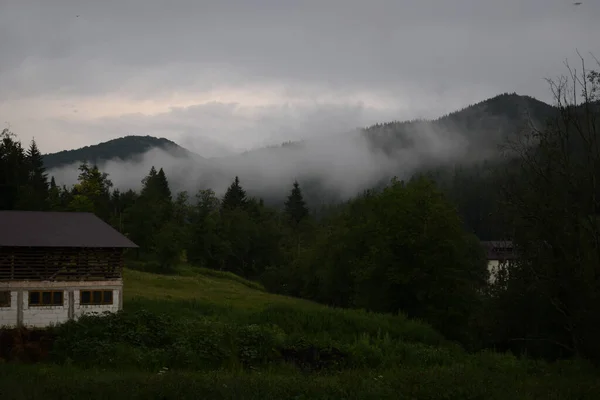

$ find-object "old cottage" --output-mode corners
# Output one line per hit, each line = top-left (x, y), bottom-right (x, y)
(0, 211), (137, 328)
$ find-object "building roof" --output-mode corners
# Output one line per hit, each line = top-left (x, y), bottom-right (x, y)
(0, 211), (138, 248)
(481, 240), (517, 260)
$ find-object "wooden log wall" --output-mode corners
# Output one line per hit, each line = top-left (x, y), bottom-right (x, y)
(0, 247), (124, 281)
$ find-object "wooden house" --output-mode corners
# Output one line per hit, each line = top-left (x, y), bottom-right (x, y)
(0, 211), (137, 328)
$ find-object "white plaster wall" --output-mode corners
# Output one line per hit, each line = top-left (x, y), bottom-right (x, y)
(0, 281), (123, 328)
(74, 289), (120, 319)
(488, 260), (500, 284)
(22, 290), (69, 328)
(488, 260), (514, 284)
(0, 291), (18, 327)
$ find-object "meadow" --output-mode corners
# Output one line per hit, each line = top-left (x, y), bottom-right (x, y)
(1, 266), (599, 399)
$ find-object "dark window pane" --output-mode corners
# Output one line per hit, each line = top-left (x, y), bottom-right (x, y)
(29, 292), (40, 305)
(0, 291), (10, 307)
(92, 291), (102, 304)
(53, 291), (63, 305)
(103, 290), (113, 304)
(42, 292), (51, 305)
(81, 291), (91, 304)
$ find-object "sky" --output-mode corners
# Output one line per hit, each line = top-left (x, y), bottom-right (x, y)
(0, 0), (599, 156)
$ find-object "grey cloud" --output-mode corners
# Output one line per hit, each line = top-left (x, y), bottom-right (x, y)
(48, 121), (470, 203)
(1, 0), (599, 101)
(1, 0), (599, 158)
(45, 100), (402, 155)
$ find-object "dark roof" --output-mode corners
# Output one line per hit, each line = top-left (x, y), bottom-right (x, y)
(0, 211), (138, 248)
(481, 240), (517, 260)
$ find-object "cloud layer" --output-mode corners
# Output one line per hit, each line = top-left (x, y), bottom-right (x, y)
(47, 120), (473, 206)
(1, 0), (598, 155)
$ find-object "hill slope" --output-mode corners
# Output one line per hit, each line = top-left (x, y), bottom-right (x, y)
(41, 94), (558, 207)
(363, 93), (556, 159)
(43, 94), (556, 171)
(0, 266), (597, 399)
(43, 135), (201, 170)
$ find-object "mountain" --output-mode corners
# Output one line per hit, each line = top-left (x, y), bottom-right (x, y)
(43, 135), (201, 170)
(363, 93), (556, 159)
(42, 93), (558, 205)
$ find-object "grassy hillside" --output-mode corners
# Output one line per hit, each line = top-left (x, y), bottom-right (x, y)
(1, 266), (599, 399)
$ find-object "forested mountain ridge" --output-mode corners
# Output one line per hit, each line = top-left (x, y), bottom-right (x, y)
(38, 93), (559, 213)
(43, 93), (555, 171)
(43, 135), (201, 170)
(363, 93), (556, 159)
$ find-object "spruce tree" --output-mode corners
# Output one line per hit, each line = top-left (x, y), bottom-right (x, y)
(221, 176), (248, 210)
(24, 139), (49, 209)
(284, 180), (309, 224)
(47, 176), (62, 210)
(156, 168), (172, 201)
(140, 166), (158, 197)
(0, 129), (26, 210)
(129, 166), (174, 258)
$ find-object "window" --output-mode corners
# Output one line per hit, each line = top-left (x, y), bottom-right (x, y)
(29, 291), (63, 306)
(80, 290), (113, 305)
(0, 291), (10, 307)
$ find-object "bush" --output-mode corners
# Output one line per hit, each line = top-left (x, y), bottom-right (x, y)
(2, 307), (600, 399)
(47, 308), (454, 372)
(245, 303), (447, 347)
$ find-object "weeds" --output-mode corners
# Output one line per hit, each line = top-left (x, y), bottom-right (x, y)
(1, 267), (599, 399)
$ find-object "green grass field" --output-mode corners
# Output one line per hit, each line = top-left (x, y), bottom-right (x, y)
(1, 266), (599, 399)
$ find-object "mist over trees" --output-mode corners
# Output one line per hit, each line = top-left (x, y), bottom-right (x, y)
(43, 92), (554, 211)
(2, 61), (600, 364)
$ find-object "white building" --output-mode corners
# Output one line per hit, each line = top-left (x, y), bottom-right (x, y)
(0, 211), (138, 328)
(481, 240), (516, 284)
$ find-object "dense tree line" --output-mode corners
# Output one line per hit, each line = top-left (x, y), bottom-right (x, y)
(2, 64), (600, 364)
(0, 128), (488, 346)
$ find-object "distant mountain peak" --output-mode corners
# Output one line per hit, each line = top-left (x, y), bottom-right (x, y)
(43, 135), (198, 170)
(43, 93), (559, 173)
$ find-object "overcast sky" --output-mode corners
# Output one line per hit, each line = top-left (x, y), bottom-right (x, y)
(0, 0), (598, 155)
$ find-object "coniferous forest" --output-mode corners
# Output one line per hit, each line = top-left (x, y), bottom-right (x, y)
(2, 65), (600, 398)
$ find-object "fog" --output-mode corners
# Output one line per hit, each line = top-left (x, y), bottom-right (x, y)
(47, 122), (474, 205)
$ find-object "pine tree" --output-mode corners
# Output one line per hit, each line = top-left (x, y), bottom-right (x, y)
(284, 180), (309, 225)
(0, 129), (26, 210)
(156, 168), (172, 201)
(48, 176), (62, 210)
(21, 139), (49, 210)
(128, 166), (174, 259)
(140, 166), (158, 197)
(221, 176), (248, 210)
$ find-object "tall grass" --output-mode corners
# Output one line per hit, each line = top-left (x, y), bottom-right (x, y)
(1, 266), (599, 399)
(1, 362), (599, 400)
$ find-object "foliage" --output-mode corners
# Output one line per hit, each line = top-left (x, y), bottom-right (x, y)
(221, 176), (248, 211)
(284, 180), (309, 225)
(1, 267), (599, 399)
(490, 59), (600, 361)
(275, 177), (488, 343)
(69, 163), (113, 219)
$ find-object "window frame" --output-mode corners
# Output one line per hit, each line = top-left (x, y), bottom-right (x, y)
(0, 291), (11, 307)
(28, 290), (64, 307)
(79, 290), (114, 306)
